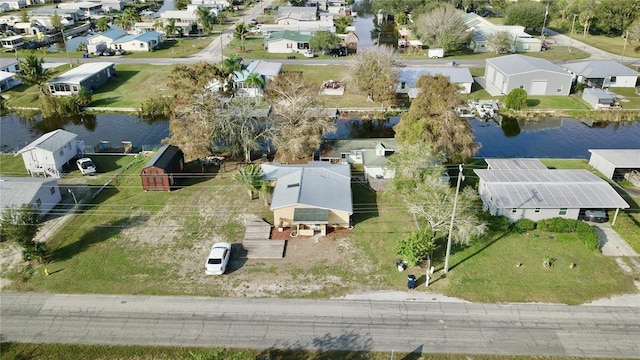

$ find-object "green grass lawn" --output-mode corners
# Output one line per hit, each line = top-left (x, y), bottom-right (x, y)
(524, 95), (592, 110)
(568, 33), (640, 58)
(610, 87), (640, 109)
(0, 154), (29, 177)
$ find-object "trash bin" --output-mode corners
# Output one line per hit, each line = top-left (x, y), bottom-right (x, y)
(407, 274), (416, 289)
(395, 259), (404, 272)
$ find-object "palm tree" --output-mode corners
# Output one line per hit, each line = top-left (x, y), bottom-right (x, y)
(234, 23), (250, 52)
(245, 72), (265, 89)
(96, 17), (110, 32)
(233, 164), (263, 199)
(164, 18), (177, 40)
(579, 10), (595, 37)
(153, 19), (164, 32)
(195, 6), (212, 36)
(118, 8), (140, 31)
(220, 54), (242, 73)
(16, 53), (52, 95)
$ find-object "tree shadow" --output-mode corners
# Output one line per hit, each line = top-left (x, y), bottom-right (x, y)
(49, 215), (149, 262)
(402, 344), (423, 360)
(447, 231), (510, 272)
(259, 330), (373, 359)
(171, 160), (222, 190)
(526, 99), (540, 107)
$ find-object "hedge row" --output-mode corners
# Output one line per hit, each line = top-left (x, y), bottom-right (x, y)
(506, 217), (600, 251)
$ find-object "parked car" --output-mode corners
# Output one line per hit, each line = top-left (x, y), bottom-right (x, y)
(76, 157), (96, 175)
(581, 209), (608, 223)
(330, 47), (346, 57)
(301, 49), (314, 58)
(205, 242), (232, 275)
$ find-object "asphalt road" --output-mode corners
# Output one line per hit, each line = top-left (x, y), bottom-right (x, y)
(2, 292), (639, 357)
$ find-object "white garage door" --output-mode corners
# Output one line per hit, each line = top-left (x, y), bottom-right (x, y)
(494, 72), (504, 89)
(530, 81), (547, 95)
(486, 66), (495, 84)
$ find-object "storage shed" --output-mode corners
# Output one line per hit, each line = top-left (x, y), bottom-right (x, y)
(588, 149), (640, 180)
(484, 54), (572, 96)
(141, 145), (184, 191)
(582, 88), (617, 109)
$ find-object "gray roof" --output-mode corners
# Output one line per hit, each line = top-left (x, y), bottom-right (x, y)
(321, 138), (397, 159)
(486, 54), (567, 76)
(563, 60), (640, 78)
(398, 67), (474, 87)
(47, 62), (114, 85)
(17, 129), (77, 154)
(474, 169), (629, 209)
(583, 87), (617, 100)
(144, 144), (183, 170)
(0, 177), (58, 209)
(588, 149), (640, 168)
(261, 162), (352, 213)
(485, 158), (547, 170)
(113, 31), (162, 44)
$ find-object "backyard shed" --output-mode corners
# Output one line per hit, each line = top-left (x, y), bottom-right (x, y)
(141, 145), (185, 191)
(588, 149), (640, 180)
(46, 62), (116, 96)
(582, 88), (617, 109)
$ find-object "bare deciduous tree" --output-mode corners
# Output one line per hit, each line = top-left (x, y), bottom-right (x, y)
(265, 72), (336, 162)
(348, 46), (399, 103)
(414, 4), (469, 51)
(487, 30), (514, 54)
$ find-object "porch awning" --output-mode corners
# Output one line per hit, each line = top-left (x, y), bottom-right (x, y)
(292, 208), (329, 224)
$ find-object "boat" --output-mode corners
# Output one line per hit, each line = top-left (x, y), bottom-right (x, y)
(469, 100), (500, 120)
(455, 106), (475, 118)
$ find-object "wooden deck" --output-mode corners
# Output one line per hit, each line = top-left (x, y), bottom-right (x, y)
(242, 215), (285, 258)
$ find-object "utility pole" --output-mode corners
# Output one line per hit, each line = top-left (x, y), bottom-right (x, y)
(444, 164), (463, 274)
(540, 3), (549, 40)
(622, 30), (629, 62)
(568, 14), (577, 52)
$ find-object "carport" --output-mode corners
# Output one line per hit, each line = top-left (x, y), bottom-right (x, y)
(588, 149), (640, 180)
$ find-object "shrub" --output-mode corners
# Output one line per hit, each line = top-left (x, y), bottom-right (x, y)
(395, 229), (435, 266)
(505, 88), (527, 110)
(513, 218), (535, 233)
(538, 217), (578, 233)
(487, 215), (511, 232)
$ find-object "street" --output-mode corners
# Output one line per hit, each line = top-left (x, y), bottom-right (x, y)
(2, 292), (639, 357)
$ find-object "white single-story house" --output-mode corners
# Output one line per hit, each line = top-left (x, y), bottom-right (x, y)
(563, 60), (639, 89)
(16, 129), (84, 178)
(319, 138), (397, 180)
(474, 165), (629, 223)
(112, 31), (162, 52)
(0, 35), (24, 49)
(485, 158), (548, 170)
(326, 0), (347, 14)
(257, 22), (335, 37)
(397, 67), (474, 96)
(484, 54), (572, 96)
(87, 26), (126, 52)
(260, 162), (353, 235)
(278, 6), (317, 19)
(2, 0), (26, 10)
(58, 1), (102, 16)
(0, 177), (62, 216)
(46, 62), (116, 96)
(588, 149), (640, 181)
(0, 60), (21, 92)
(160, 4), (203, 33)
(266, 30), (311, 53)
(582, 88), (618, 109)
(233, 60), (282, 97)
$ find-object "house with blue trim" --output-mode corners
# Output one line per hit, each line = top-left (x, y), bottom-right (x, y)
(113, 31), (163, 52)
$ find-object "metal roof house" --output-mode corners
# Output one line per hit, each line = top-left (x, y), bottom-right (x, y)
(140, 145), (185, 191)
(563, 60), (639, 88)
(319, 138), (397, 181)
(46, 62), (116, 96)
(233, 60), (282, 97)
(260, 162), (353, 235)
(474, 167), (629, 223)
(485, 158), (548, 170)
(397, 67), (474, 95)
(582, 88), (618, 109)
(112, 31), (163, 52)
(16, 129), (83, 178)
(0, 177), (62, 217)
(266, 30), (312, 53)
(484, 54), (572, 96)
(588, 149), (640, 180)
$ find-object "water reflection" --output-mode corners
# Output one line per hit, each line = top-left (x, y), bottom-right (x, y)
(326, 116), (399, 139)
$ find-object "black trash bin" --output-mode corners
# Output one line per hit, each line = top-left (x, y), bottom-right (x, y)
(407, 274), (416, 289)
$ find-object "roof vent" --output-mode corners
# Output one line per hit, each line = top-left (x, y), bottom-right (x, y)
(287, 183), (300, 188)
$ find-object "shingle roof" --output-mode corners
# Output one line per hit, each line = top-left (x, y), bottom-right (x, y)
(261, 162), (352, 213)
(17, 129), (77, 154)
(563, 60), (640, 78)
(486, 54), (567, 76)
(0, 177), (58, 209)
(144, 144), (183, 171)
(588, 149), (640, 168)
(474, 169), (629, 209)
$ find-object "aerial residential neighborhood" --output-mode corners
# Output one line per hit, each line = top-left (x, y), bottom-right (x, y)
(1, 0), (640, 358)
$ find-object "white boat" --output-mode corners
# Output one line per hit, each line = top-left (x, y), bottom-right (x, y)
(455, 106), (475, 118)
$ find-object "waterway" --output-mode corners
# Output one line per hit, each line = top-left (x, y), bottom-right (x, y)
(1, 114), (639, 159)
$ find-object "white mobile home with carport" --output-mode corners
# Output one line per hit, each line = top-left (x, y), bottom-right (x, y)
(46, 62), (116, 96)
(588, 149), (640, 181)
(484, 54), (572, 96)
(112, 31), (163, 52)
(563, 60), (639, 88)
(474, 167), (629, 224)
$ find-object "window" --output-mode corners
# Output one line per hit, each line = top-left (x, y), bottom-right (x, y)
(140, 42), (144, 48)
(519, 85), (524, 89)
(511, 208), (517, 213)
(59, 148), (64, 156)
(286, 43), (292, 48)
(534, 208), (540, 213)
(341, 153), (347, 159)
(556, 85), (563, 93)
(50, 187), (56, 195)
(610, 76), (616, 83)
(36, 198), (41, 207)
(72, 85), (78, 92)
(559, 208), (567, 215)
(401, 82), (406, 89)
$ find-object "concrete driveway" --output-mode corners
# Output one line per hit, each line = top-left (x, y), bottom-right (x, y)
(594, 223), (639, 257)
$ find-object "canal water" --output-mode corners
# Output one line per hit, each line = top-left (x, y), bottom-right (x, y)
(1, 114), (639, 159)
